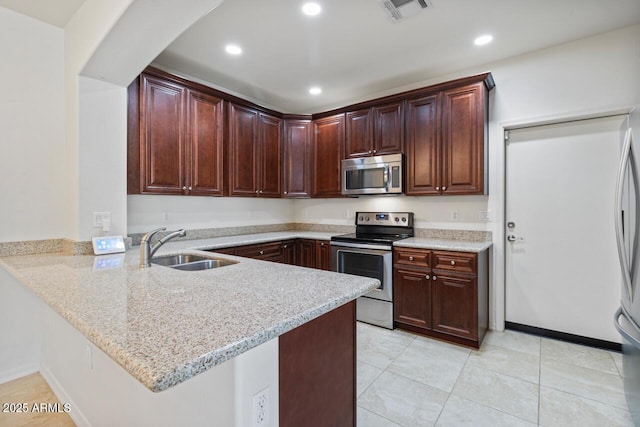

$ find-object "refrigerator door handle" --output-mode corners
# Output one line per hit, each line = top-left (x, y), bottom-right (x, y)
(614, 306), (640, 347)
(615, 128), (635, 302)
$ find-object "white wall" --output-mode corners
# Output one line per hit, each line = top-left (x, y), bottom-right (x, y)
(0, 8), (65, 243)
(127, 195), (294, 234)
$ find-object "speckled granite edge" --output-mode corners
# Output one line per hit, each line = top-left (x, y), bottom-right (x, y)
(0, 238), (133, 257)
(0, 239), (64, 257)
(394, 238), (493, 253)
(149, 288), (368, 392)
(414, 228), (492, 242)
(291, 223), (356, 233)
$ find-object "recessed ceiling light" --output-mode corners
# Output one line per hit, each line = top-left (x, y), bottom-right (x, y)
(225, 44), (242, 55)
(302, 2), (322, 16)
(309, 86), (322, 95)
(474, 35), (493, 46)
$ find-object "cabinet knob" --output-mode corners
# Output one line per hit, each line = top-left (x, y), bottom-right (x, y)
(442, 186), (447, 191)
(451, 260), (456, 265)
(259, 250), (264, 255)
(321, 242), (325, 246)
(284, 191), (288, 195)
(432, 275), (437, 281)
(283, 245), (287, 248)
(182, 186), (187, 191)
(425, 274), (430, 280)
(188, 186), (193, 191)
(368, 150), (372, 154)
(255, 190), (259, 194)
(373, 149), (377, 154)
(259, 190), (263, 194)
(409, 256), (414, 261)
(435, 187), (440, 191)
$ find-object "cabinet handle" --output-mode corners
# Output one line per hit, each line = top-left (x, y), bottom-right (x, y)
(432, 275), (437, 280)
(259, 250), (264, 255)
(425, 274), (430, 280)
(451, 260), (456, 266)
(409, 256), (414, 261)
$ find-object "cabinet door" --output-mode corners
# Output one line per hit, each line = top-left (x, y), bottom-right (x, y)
(312, 114), (345, 198)
(393, 268), (432, 329)
(229, 103), (259, 196)
(139, 74), (186, 194)
(373, 102), (404, 155)
(315, 240), (331, 271)
(432, 273), (477, 340)
(283, 119), (312, 198)
(258, 113), (282, 197)
(345, 109), (372, 158)
(405, 94), (441, 195)
(236, 242), (283, 261)
(187, 90), (225, 196)
(281, 240), (296, 265)
(441, 83), (486, 195)
(296, 239), (316, 268)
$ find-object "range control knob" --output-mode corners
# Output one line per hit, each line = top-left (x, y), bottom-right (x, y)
(359, 216), (364, 221)
(394, 217), (400, 222)
(365, 217), (370, 221)
(402, 217), (407, 222)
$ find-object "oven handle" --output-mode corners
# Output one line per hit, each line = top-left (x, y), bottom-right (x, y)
(330, 241), (392, 251)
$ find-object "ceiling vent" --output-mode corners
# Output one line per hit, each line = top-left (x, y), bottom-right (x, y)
(378, 0), (432, 22)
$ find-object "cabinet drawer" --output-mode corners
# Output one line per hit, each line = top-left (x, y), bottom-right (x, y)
(394, 249), (430, 269)
(433, 251), (476, 274)
(236, 242), (283, 259)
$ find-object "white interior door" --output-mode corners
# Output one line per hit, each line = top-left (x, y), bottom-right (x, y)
(505, 115), (627, 343)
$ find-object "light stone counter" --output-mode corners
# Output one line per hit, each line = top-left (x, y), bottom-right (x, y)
(0, 240), (377, 392)
(394, 237), (493, 253)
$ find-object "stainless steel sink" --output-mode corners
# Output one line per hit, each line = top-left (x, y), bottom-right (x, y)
(151, 254), (238, 271)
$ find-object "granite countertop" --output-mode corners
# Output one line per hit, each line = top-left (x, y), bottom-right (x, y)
(0, 233), (377, 393)
(159, 231), (335, 252)
(394, 237), (493, 253)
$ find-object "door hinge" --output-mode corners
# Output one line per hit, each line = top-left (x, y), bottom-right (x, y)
(504, 130), (510, 141)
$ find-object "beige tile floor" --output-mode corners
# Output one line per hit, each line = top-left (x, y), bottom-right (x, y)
(356, 322), (634, 427)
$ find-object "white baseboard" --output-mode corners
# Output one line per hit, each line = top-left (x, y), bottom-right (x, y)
(0, 364), (39, 385)
(40, 364), (92, 427)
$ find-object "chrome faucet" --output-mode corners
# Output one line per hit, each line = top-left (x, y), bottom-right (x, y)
(140, 227), (187, 268)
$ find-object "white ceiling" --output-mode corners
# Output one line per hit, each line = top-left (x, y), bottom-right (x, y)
(3, 0), (639, 114)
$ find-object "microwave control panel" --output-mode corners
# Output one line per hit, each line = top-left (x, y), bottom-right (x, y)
(355, 212), (413, 227)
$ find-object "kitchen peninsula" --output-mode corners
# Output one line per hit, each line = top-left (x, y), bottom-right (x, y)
(0, 234), (378, 426)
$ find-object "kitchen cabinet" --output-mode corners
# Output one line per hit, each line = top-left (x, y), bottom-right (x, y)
(128, 72), (225, 196)
(228, 104), (282, 197)
(235, 241), (284, 262)
(393, 247), (488, 348)
(296, 239), (316, 268)
(345, 102), (404, 158)
(405, 79), (490, 196)
(312, 114), (345, 198)
(283, 119), (312, 198)
(315, 240), (331, 271)
(282, 240), (296, 264)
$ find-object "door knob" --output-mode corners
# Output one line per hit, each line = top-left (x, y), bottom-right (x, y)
(507, 235), (524, 242)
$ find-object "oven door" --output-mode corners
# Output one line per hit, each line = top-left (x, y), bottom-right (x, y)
(331, 245), (393, 302)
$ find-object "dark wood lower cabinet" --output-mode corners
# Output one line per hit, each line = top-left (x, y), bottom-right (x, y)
(207, 238), (331, 270)
(393, 247), (489, 348)
(279, 301), (356, 427)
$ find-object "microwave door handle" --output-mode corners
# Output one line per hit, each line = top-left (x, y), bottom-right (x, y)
(384, 165), (390, 191)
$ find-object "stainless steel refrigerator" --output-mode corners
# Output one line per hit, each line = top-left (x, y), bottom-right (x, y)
(614, 105), (640, 424)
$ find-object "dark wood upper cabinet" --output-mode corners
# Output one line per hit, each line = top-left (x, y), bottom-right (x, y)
(312, 114), (345, 198)
(128, 72), (224, 196)
(258, 113), (283, 197)
(283, 119), (312, 198)
(441, 83), (487, 195)
(229, 104), (282, 197)
(344, 102), (403, 158)
(187, 90), (225, 196)
(405, 93), (441, 195)
(405, 79), (489, 196)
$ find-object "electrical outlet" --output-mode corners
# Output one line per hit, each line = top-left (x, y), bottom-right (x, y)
(479, 210), (491, 221)
(451, 210), (459, 221)
(252, 387), (270, 427)
(93, 212), (111, 227)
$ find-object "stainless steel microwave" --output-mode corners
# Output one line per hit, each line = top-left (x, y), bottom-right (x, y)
(341, 153), (403, 196)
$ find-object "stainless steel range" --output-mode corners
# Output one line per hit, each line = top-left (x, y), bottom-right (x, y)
(331, 212), (414, 329)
